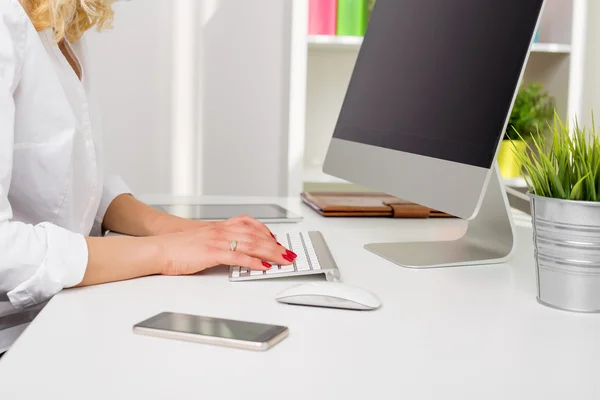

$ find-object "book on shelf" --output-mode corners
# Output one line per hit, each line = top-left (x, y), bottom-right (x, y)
(337, 0), (369, 37)
(309, 0), (376, 38)
(309, 0), (337, 35)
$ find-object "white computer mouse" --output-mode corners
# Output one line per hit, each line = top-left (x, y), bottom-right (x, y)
(275, 282), (381, 311)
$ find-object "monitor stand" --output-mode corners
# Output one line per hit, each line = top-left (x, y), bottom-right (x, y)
(364, 165), (516, 268)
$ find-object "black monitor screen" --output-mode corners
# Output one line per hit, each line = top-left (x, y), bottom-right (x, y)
(332, 0), (544, 168)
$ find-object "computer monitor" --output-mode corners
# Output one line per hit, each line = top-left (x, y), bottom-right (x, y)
(323, 0), (545, 268)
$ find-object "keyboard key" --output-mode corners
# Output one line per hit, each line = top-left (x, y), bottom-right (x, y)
(296, 263), (311, 272)
(288, 234), (302, 248)
(250, 270), (264, 276)
(240, 268), (250, 277)
(266, 266), (286, 275)
(295, 258), (311, 271)
(293, 242), (311, 270)
(280, 264), (295, 272)
(231, 266), (240, 278)
(307, 252), (321, 269)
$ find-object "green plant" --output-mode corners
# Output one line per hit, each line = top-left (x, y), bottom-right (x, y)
(512, 112), (600, 201)
(505, 83), (555, 140)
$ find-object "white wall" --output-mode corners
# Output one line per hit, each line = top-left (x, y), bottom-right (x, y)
(86, 0), (174, 195)
(199, 0), (293, 196)
(86, 0), (294, 196)
(580, 0), (600, 127)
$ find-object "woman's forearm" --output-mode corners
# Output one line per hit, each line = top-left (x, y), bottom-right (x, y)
(78, 235), (164, 287)
(102, 194), (165, 236)
(102, 194), (198, 237)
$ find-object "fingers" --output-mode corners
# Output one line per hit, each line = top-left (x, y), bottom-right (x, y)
(203, 223), (297, 267)
(237, 240), (297, 265)
(213, 248), (271, 271)
(223, 214), (273, 240)
(211, 235), (296, 266)
(218, 223), (289, 249)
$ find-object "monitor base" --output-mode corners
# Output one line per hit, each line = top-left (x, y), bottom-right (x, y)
(365, 165), (516, 268)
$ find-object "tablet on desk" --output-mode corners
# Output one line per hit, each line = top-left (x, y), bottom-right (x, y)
(152, 204), (302, 223)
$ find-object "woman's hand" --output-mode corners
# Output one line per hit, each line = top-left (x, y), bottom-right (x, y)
(155, 218), (297, 276)
(152, 213), (280, 243)
(149, 209), (275, 239)
(81, 215), (296, 287)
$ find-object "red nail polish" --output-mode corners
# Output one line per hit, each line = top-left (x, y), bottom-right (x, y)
(282, 254), (294, 262)
(262, 261), (272, 268)
(270, 232), (275, 239)
(286, 250), (298, 259)
(277, 242), (283, 246)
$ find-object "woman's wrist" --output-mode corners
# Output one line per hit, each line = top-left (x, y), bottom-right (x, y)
(143, 235), (170, 275)
(147, 212), (209, 236)
(139, 204), (188, 236)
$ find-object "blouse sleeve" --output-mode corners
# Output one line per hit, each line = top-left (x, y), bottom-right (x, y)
(0, 0), (88, 309)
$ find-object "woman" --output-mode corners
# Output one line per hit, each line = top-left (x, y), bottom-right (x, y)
(0, 0), (296, 354)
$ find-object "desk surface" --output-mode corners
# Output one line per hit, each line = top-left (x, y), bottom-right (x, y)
(1, 196), (599, 400)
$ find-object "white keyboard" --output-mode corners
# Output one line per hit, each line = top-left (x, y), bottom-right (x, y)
(229, 231), (341, 282)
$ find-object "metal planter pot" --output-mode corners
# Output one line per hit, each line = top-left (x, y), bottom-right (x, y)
(530, 194), (600, 312)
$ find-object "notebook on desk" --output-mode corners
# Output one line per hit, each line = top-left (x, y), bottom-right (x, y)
(301, 192), (454, 218)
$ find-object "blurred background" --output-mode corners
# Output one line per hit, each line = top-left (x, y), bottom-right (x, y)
(86, 0), (600, 197)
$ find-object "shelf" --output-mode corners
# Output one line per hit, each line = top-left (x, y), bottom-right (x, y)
(307, 35), (363, 51)
(530, 43), (571, 53)
(503, 177), (528, 188)
(308, 35), (571, 54)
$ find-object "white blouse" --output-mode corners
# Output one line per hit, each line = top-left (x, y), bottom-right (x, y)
(0, 0), (130, 351)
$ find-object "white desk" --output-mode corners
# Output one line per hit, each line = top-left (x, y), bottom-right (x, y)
(1, 196), (599, 400)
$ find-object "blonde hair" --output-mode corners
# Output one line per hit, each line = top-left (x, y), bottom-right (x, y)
(21, 0), (116, 42)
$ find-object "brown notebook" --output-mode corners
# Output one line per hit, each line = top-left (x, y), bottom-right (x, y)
(301, 192), (454, 218)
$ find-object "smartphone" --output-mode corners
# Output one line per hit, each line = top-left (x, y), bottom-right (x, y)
(133, 312), (289, 351)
